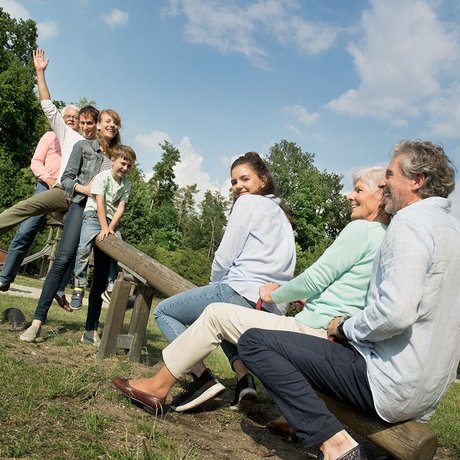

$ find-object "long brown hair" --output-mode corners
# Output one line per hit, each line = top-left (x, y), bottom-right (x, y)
(230, 152), (292, 221)
(97, 109), (122, 158)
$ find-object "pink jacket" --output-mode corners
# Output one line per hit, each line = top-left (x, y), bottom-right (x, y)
(30, 131), (61, 181)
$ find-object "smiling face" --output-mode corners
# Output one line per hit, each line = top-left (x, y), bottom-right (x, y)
(97, 113), (120, 140)
(380, 155), (422, 215)
(230, 163), (266, 198)
(347, 179), (384, 221)
(63, 108), (80, 132)
(111, 156), (132, 182)
(79, 114), (97, 140)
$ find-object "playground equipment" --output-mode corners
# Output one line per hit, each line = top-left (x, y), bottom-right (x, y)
(0, 221), (64, 277)
(94, 234), (195, 362)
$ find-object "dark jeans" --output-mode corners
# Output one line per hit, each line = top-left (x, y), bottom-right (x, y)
(34, 200), (111, 332)
(85, 246), (110, 331)
(34, 200), (86, 322)
(238, 329), (376, 448)
(0, 182), (72, 290)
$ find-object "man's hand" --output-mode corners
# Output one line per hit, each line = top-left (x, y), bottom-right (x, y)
(33, 48), (49, 72)
(259, 282), (279, 303)
(44, 177), (57, 189)
(327, 316), (348, 343)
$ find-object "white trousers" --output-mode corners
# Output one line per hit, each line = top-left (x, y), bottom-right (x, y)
(162, 302), (327, 380)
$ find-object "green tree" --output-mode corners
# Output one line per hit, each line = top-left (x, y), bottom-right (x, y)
(148, 141), (181, 209)
(118, 164), (153, 245)
(266, 140), (350, 252)
(175, 183), (198, 233)
(0, 9), (44, 168)
(194, 190), (228, 259)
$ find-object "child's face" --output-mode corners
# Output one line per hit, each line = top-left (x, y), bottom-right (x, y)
(111, 157), (132, 180)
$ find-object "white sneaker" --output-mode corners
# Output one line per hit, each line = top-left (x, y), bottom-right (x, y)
(80, 331), (101, 347)
(101, 290), (111, 304)
(20, 325), (41, 342)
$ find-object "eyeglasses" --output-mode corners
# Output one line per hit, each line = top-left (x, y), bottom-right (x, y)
(64, 115), (79, 121)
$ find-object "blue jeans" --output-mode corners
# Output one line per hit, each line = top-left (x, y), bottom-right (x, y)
(73, 210), (119, 288)
(34, 201), (86, 322)
(154, 283), (255, 365)
(0, 182), (69, 290)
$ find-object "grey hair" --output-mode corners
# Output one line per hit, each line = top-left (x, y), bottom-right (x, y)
(61, 105), (80, 116)
(393, 140), (456, 198)
(352, 166), (386, 193)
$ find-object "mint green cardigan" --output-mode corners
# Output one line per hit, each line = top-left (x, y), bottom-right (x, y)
(271, 219), (387, 329)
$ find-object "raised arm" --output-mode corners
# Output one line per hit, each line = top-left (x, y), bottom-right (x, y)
(33, 48), (51, 100)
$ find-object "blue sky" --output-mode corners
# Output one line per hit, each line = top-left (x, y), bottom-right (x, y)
(2, 0), (460, 216)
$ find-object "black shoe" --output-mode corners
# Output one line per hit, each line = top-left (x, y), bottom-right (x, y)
(230, 373), (257, 411)
(170, 368), (225, 412)
(318, 445), (368, 460)
(0, 281), (11, 292)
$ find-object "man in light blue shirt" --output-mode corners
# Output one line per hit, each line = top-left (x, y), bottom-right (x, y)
(238, 140), (460, 460)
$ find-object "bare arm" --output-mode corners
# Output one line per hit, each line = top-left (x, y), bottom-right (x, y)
(95, 195), (110, 241)
(107, 201), (126, 234)
(33, 48), (51, 100)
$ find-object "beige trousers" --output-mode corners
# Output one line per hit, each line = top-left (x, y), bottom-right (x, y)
(162, 302), (327, 380)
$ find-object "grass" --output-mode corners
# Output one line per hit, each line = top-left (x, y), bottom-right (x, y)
(0, 276), (459, 459)
(0, 281), (237, 459)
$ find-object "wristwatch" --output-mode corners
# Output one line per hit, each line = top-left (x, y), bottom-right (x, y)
(336, 317), (348, 342)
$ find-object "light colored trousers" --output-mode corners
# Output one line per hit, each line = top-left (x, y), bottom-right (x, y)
(163, 302), (327, 380)
(0, 187), (68, 235)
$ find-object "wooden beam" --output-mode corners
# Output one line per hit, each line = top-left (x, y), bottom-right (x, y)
(319, 392), (438, 460)
(95, 235), (196, 297)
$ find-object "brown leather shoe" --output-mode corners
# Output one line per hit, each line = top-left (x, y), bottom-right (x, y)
(0, 282), (11, 292)
(54, 294), (73, 313)
(112, 376), (166, 415)
(266, 415), (299, 443)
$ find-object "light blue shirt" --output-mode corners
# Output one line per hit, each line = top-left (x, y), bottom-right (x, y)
(211, 194), (296, 311)
(345, 197), (460, 422)
(271, 220), (387, 329)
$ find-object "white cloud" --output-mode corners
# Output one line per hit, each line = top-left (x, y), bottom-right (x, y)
(134, 130), (171, 152)
(283, 104), (319, 126)
(37, 20), (58, 39)
(165, 0), (337, 68)
(0, 0), (30, 19)
(0, 1), (58, 40)
(102, 8), (129, 30)
(327, 0), (460, 127)
(135, 131), (228, 201)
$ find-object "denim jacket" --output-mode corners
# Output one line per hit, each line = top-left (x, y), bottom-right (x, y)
(61, 139), (106, 203)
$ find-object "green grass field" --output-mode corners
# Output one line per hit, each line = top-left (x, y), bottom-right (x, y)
(0, 279), (459, 459)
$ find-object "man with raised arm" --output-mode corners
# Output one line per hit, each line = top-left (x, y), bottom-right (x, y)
(0, 49), (99, 236)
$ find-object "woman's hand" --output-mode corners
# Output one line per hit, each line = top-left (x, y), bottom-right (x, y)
(259, 282), (279, 303)
(291, 298), (306, 312)
(44, 177), (57, 189)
